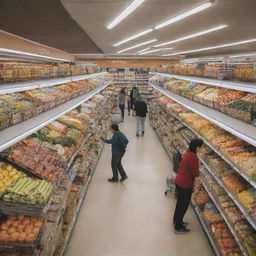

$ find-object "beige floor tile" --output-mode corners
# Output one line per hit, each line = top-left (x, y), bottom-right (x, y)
(65, 116), (214, 256)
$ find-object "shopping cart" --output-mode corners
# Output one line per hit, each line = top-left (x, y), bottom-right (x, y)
(164, 151), (182, 196)
(165, 174), (176, 196)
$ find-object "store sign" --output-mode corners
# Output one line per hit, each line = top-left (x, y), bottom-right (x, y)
(109, 60), (128, 64)
(38, 47), (50, 56)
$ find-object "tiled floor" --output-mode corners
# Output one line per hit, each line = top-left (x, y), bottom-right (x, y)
(65, 116), (214, 256)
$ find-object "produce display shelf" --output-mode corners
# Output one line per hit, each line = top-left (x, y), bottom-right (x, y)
(0, 197), (51, 218)
(191, 200), (222, 256)
(156, 129), (173, 160)
(150, 83), (256, 188)
(113, 75), (148, 77)
(149, 83), (256, 147)
(151, 99), (256, 229)
(200, 157), (256, 230)
(0, 135), (86, 217)
(56, 143), (104, 256)
(151, 72), (256, 93)
(57, 133), (91, 188)
(200, 177), (249, 256)
(114, 79), (148, 81)
(181, 114), (256, 188)
(38, 152), (83, 255)
(0, 82), (110, 153)
(0, 72), (107, 94)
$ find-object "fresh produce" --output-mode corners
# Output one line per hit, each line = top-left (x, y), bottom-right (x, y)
(0, 61), (100, 83)
(0, 162), (26, 193)
(0, 215), (43, 244)
(152, 62), (256, 82)
(3, 177), (53, 205)
(8, 139), (66, 181)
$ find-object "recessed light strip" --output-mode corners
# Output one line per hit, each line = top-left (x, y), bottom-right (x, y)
(155, 2), (214, 30)
(117, 39), (157, 53)
(107, 0), (145, 30)
(154, 24), (227, 47)
(0, 47), (70, 62)
(163, 38), (256, 56)
(137, 47), (151, 54)
(139, 48), (173, 55)
(114, 29), (153, 47)
(229, 52), (256, 58)
(113, 1), (214, 46)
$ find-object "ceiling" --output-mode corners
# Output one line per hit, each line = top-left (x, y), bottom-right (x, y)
(62, 0), (256, 58)
(0, 0), (102, 54)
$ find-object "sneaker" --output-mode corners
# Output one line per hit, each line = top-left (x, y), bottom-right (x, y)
(108, 178), (119, 183)
(175, 226), (191, 234)
(136, 133), (139, 137)
(128, 113), (130, 116)
(141, 131), (144, 136)
(120, 176), (128, 183)
(173, 221), (188, 227)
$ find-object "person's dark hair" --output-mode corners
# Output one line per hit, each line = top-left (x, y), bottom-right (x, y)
(111, 123), (119, 132)
(189, 139), (203, 153)
(121, 89), (125, 94)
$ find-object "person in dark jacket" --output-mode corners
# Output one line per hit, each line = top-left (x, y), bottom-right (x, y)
(134, 96), (147, 137)
(130, 86), (140, 116)
(101, 124), (129, 183)
(119, 89), (126, 122)
(173, 139), (203, 234)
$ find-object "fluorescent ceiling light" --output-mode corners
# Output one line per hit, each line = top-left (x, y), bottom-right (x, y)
(107, 0), (145, 30)
(155, 2), (214, 30)
(229, 52), (256, 58)
(114, 29), (153, 47)
(139, 48), (173, 55)
(163, 38), (256, 56)
(112, 1), (214, 46)
(137, 47), (151, 53)
(0, 48), (70, 62)
(154, 25), (227, 47)
(117, 39), (157, 53)
(182, 58), (199, 63)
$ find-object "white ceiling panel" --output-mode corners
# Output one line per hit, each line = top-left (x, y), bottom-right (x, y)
(62, 0), (256, 57)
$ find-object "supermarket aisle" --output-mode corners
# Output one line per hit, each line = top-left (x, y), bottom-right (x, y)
(66, 116), (214, 256)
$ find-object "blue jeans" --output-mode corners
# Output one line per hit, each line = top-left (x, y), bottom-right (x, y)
(119, 104), (125, 119)
(111, 154), (127, 180)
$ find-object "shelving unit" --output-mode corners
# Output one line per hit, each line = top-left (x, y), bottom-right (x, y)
(149, 83), (256, 190)
(191, 200), (222, 256)
(0, 72), (106, 94)
(149, 93), (256, 256)
(0, 51), (115, 255)
(55, 144), (104, 256)
(200, 157), (256, 230)
(200, 177), (249, 256)
(151, 72), (256, 93)
(149, 83), (256, 148)
(108, 68), (153, 103)
(0, 82), (110, 152)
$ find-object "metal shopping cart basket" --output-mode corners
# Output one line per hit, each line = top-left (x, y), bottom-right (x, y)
(164, 151), (182, 196)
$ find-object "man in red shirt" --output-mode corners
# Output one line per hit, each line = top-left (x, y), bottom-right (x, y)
(173, 139), (203, 234)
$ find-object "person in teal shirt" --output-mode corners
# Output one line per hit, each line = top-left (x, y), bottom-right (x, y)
(101, 124), (129, 183)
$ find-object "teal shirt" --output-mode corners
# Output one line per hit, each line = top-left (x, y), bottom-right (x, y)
(105, 131), (128, 156)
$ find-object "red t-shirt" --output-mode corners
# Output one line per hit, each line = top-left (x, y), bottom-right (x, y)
(175, 151), (200, 189)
